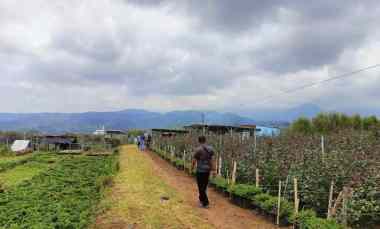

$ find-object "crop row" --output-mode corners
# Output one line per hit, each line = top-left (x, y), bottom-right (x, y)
(152, 129), (380, 228)
(152, 148), (343, 229)
(0, 153), (119, 228)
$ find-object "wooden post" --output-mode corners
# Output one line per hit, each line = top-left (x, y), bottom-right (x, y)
(327, 181), (334, 219)
(218, 156), (222, 176)
(256, 169), (260, 188)
(342, 187), (348, 226)
(294, 178), (299, 215)
(321, 135), (325, 162)
(232, 161), (237, 185)
(226, 170), (230, 185)
(171, 148), (175, 161)
(183, 150), (186, 171)
(277, 180), (282, 226)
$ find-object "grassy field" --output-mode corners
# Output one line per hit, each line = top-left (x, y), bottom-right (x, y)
(94, 145), (212, 229)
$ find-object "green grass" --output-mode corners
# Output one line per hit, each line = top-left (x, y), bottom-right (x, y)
(95, 145), (212, 229)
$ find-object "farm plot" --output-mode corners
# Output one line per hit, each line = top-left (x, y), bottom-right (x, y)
(0, 153), (34, 172)
(0, 153), (119, 229)
(153, 129), (380, 228)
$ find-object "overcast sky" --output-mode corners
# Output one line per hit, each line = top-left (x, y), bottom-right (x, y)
(1, 0), (380, 114)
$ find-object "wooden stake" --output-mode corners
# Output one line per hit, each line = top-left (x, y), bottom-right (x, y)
(342, 187), (348, 226)
(294, 178), (299, 215)
(277, 180), (282, 226)
(226, 170), (230, 185)
(232, 161), (237, 185)
(183, 150), (186, 171)
(218, 156), (222, 176)
(256, 169), (260, 188)
(327, 181), (334, 219)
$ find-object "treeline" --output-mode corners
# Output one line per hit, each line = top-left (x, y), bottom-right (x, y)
(289, 112), (379, 134)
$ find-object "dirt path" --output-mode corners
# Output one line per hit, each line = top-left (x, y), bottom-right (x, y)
(146, 149), (278, 229)
(94, 145), (279, 229)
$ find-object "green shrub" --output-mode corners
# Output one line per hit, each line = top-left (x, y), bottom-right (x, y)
(262, 196), (278, 213)
(229, 184), (262, 199)
(278, 199), (294, 219)
(210, 177), (229, 191)
(252, 193), (272, 208)
(174, 159), (184, 167)
(290, 210), (343, 229)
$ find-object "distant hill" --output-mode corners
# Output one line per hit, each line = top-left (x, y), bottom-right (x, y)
(245, 103), (323, 122)
(0, 109), (258, 133)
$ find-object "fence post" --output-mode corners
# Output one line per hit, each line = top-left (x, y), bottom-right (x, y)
(327, 181), (334, 219)
(226, 169), (230, 185)
(294, 178), (299, 215)
(218, 156), (222, 176)
(277, 180), (282, 226)
(256, 169), (260, 188)
(342, 187), (348, 226)
(232, 160), (237, 185)
(183, 150), (186, 171)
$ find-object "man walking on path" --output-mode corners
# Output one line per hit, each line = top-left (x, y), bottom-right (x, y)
(192, 136), (216, 208)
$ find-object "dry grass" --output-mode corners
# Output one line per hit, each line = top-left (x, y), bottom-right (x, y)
(94, 145), (213, 229)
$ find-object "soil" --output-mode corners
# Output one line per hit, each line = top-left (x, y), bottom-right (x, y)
(146, 150), (281, 229)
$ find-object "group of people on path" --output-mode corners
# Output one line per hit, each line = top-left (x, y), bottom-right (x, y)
(136, 133), (151, 151)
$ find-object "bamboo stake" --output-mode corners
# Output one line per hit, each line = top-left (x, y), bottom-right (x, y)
(294, 178), (299, 215)
(256, 169), (260, 188)
(232, 161), (237, 185)
(226, 170), (230, 185)
(327, 181), (334, 219)
(183, 150), (186, 171)
(218, 156), (222, 176)
(342, 187), (348, 226)
(277, 180), (282, 226)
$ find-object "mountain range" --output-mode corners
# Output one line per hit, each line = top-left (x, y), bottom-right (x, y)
(0, 104), (323, 133)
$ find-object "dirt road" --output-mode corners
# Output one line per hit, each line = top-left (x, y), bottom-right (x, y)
(94, 145), (279, 229)
(146, 149), (278, 229)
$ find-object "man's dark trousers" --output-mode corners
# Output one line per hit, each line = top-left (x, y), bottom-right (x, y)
(196, 172), (210, 206)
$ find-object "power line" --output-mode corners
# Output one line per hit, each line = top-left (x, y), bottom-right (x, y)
(253, 63), (380, 105)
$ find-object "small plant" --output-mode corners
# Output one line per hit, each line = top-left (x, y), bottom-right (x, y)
(210, 177), (229, 191)
(289, 210), (343, 229)
(228, 184), (262, 200)
(252, 193), (272, 206)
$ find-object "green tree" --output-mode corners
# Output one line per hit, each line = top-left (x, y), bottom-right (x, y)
(291, 117), (313, 134)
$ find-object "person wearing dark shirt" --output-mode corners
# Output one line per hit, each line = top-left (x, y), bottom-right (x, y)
(192, 136), (216, 208)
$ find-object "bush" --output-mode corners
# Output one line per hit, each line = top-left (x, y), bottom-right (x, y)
(174, 159), (184, 168)
(229, 184), (262, 200)
(252, 193), (272, 208)
(290, 210), (343, 229)
(210, 177), (229, 191)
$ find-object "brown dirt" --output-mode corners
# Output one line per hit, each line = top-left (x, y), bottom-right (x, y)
(145, 150), (281, 229)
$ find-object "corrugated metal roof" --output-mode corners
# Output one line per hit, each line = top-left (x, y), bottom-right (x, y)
(11, 140), (31, 152)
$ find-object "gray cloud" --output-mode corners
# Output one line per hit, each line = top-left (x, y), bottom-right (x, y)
(0, 0), (380, 114)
